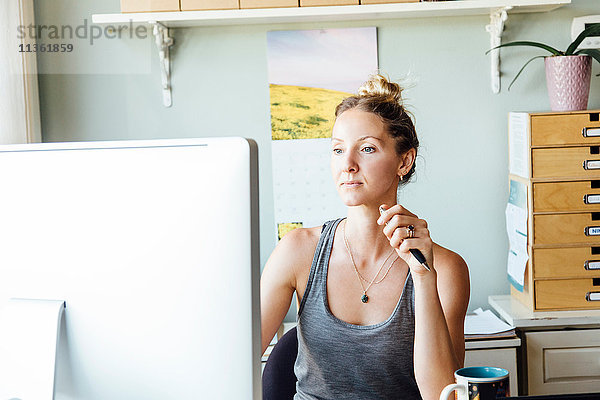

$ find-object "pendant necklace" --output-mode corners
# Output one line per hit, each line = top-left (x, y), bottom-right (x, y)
(342, 219), (398, 303)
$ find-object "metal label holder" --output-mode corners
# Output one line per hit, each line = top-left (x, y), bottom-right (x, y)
(584, 260), (600, 270)
(586, 292), (600, 301)
(582, 127), (600, 138)
(584, 194), (600, 204)
(583, 160), (600, 170)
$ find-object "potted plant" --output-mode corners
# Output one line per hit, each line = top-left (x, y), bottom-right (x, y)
(488, 23), (600, 111)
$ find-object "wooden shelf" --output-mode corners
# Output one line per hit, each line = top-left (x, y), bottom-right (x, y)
(92, 0), (570, 27)
(91, 0), (570, 106)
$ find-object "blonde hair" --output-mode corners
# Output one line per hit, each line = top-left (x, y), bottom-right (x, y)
(335, 73), (418, 185)
(357, 73), (405, 104)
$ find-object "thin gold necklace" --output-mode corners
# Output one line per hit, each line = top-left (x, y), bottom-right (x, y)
(342, 220), (397, 304)
(371, 257), (399, 285)
(353, 252), (399, 285)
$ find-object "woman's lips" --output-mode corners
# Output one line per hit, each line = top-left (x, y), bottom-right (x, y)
(342, 182), (362, 187)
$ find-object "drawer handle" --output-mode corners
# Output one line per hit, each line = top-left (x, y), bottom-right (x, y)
(584, 194), (600, 204)
(583, 160), (600, 170)
(583, 127), (600, 138)
(584, 226), (600, 236)
(586, 292), (600, 301)
(584, 260), (600, 270)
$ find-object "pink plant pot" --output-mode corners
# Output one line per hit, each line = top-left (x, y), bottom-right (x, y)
(545, 55), (592, 112)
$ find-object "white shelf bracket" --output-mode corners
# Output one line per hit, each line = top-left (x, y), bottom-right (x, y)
(486, 6), (512, 94)
(151, 22), (174, 107)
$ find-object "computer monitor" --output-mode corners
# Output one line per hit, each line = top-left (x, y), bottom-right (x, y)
(0, 138), (261, 399)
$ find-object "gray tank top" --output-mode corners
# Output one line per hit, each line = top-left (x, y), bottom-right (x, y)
(294, 217), (422, 400)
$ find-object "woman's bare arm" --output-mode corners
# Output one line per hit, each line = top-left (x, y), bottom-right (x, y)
(436, 249), (470, 368)
(378, 205), (470, 400)
(413, 249), (470, 400)
(260, 228), (314, 354)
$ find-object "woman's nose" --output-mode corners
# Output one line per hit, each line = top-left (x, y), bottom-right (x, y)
(342, 152), (358, 173)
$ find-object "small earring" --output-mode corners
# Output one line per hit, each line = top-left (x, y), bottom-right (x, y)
(400, 174), (404, 181)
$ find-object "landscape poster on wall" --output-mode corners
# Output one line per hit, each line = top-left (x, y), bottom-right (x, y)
(266, 27), (378, 241)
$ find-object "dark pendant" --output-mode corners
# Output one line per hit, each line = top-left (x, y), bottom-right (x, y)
(361, 294), (369, 303)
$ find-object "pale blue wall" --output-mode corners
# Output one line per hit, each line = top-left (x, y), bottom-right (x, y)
(35, 0), (600, 319)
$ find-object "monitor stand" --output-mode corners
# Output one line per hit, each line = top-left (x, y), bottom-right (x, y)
(0, 299), (65, 400)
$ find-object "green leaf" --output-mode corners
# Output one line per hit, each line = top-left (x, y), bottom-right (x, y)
(575, 48), (600, 76)
(486, 41), (562, 56)
(566, 23), (600, 55)
(508, 55), (546, 91)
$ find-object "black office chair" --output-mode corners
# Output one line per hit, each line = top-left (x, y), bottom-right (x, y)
(262, 326), (298, 400)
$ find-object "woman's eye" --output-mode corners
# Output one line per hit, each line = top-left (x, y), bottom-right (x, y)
(362, 147), (375, 153)
(333, 148), (343, 154)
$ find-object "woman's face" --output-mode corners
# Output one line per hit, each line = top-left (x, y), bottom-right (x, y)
(331, 108), (406, 208)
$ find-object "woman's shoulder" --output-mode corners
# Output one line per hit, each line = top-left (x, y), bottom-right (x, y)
(269, 225), (323, 292)
(277, 225), (322, 258)
(271, 225), (323, 269)
(432, 243), (470, 303)
(432, 243), (468, 273)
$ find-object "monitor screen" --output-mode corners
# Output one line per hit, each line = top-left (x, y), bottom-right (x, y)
(0, 138), (261, 399)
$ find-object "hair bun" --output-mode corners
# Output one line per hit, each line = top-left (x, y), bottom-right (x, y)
(357, 73), (404, 104)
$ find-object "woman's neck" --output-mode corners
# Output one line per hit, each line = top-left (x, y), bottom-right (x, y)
(343, 204), (397, 267)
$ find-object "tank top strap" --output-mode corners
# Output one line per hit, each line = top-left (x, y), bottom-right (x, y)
(297, 217), (345, 318)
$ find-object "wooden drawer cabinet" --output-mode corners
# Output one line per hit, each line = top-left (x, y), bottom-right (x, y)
(533, 247), (600, 279)
(509, 110), (600, 311)
(535, 279), (600, 310)
(531, 112), (600, 147)
(533, 147), (600, 179)
(534, 213), (600, 245)
(533, 181), (600, 213)
(525, 329), (600, 395)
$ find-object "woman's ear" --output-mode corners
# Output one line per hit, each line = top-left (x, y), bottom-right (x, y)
(397, 148), (416, 176)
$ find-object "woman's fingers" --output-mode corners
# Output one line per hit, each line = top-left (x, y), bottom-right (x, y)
(399, 238), (425, 252)
(381, 215), (425, 239)
(388, 225), (427, 248)
(378, 205), (433, 272)
(378, 204), (418, 226)
(389, 226), (405, 248)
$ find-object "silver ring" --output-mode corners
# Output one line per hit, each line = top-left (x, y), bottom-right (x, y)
(407, 225), (415, 238)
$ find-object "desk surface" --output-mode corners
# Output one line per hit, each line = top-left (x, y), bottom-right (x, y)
(489, 295), (600, 328)
(465, 337), (521, 350)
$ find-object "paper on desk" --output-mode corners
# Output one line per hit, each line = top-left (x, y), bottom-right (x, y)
(465, 308), (514, 335)
(506, 178), (529, 292)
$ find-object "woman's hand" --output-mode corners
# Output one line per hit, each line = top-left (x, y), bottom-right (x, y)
(377, 204), (434, 277)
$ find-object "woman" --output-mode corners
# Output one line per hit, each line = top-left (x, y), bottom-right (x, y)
(261, 74), (470, 400)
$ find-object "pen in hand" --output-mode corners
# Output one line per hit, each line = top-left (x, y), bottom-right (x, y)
(379, 206), (430, 272)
